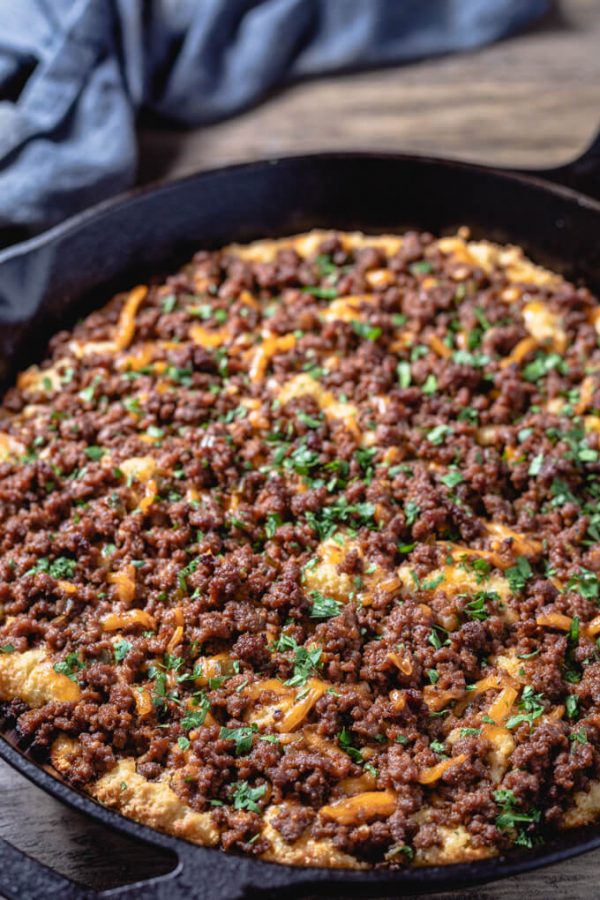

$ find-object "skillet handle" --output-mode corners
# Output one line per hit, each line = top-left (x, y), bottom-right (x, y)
(530, 128), (600, 201)
(0, 835), (246, 900)
(0, 834), (377, 900)
(0, 834), (349, 900)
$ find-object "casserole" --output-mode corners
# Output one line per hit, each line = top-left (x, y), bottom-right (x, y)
(0, 140), (598, 898)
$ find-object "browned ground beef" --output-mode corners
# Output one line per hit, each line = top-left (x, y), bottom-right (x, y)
(0, 229), (599, 867)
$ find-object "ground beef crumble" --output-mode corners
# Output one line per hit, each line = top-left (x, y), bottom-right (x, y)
(0, 229), (599, 867)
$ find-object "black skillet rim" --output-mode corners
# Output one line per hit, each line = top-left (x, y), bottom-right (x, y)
(0, 148), (599, 268)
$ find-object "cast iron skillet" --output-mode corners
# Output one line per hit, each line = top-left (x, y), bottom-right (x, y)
(0, 136), (599, 899)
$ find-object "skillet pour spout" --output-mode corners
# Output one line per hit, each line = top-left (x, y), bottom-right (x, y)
(533, 127), (600, 201)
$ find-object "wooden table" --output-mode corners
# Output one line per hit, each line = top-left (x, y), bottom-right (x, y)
(1, 1), (599, 896)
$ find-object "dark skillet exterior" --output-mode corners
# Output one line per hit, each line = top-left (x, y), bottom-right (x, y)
(0, 150), (599, 899)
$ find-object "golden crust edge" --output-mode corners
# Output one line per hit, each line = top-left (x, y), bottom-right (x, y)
(51, 736), (366, 869)
(50, 734), (498, 868)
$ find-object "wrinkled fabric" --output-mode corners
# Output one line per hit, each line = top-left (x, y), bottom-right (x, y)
(0, 0), (549, 240)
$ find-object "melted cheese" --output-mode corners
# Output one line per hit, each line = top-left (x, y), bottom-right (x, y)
(303, 534), (387, 608)
(365, 268), (395, 289)
(484, 522), (542, 559)
(278, 373), (360, 431)
(248, 333), (296, 382)
(16, 358), (72, 396)
(0, 433), (25, 462)
(438, 237), (559, 287)
(189, 323), (230, 348)
(320, 295), (376, 323)
(499, 336), (538, 369)
(320, 790), (397, 825)
(397, 559), (510, 604)
(418, 754), (467, 785)
(107, 565), (136, 603)
(119, 456), (157, 482)
(224, 230), (404, 263)
(522, 300), (566, 352)
(71, 286), (147, 357)
(244, 677), (328, 732)
(102, 608), (155, 632)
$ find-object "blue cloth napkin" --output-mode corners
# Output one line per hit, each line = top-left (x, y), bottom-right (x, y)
(0, 0), (548, 242)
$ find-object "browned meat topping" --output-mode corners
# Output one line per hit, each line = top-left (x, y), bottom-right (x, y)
(0, 229), (599, 867)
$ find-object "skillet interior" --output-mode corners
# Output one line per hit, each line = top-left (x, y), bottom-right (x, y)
(0, 152), (599, 898)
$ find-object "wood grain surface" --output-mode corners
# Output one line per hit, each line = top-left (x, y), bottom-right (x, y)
(1, 1), (599, 897)
(137, 0), (600, 184)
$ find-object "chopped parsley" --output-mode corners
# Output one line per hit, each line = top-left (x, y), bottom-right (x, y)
(427, 424), (452, 445)
(231, 781), (267, 812)
(275, 634), (323, 688)
(53, 652), (85, 681)
(505, 556), (533, 594)
(219, 724), (257, 756)
(26, 556), (77, 579)
(404, 500), (420, 527)
(265, 512), (283, 538)
(283, 443), (321, 477)
(305, 498), (376, 540)
(315, 254), (337, 277)
(570, 727), (588, 744)
(78, 383), (97, 403)
(428, 625), (450, 650)
(297, 411), (323, 429)
(162, 294), (177, 313)
(458, 556), (491, 583)
(397, 361), (412, 388)
(565, 694), (579, 719)
(549, 478), (579, 508)
(309, 590), (343, 619)
(568, 616), (580, 645)
(337, 727), (364, 765)
(522, 352), (567, 383)
(563, 423), (598, 464)
(409, 260), (433, 275)
(422, 374), (438, 395)
(302, 285), (337, 300)
(181, 697), (210, 731)
(506, 685), (545, 730)
(463, 591), (499, 621)
(528, 453), (544, 477)
(441, 470), (463, 489)
(494, 789), (541, 847)
(177, 558), (199, 592)
(84, 445), (106, 461)
(114, 639), (132, 663)
(354, 447), (377, 482)
(452, 350), (490, 368)
(567, 568), (599, 601)
(352, 321), (382, 342)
